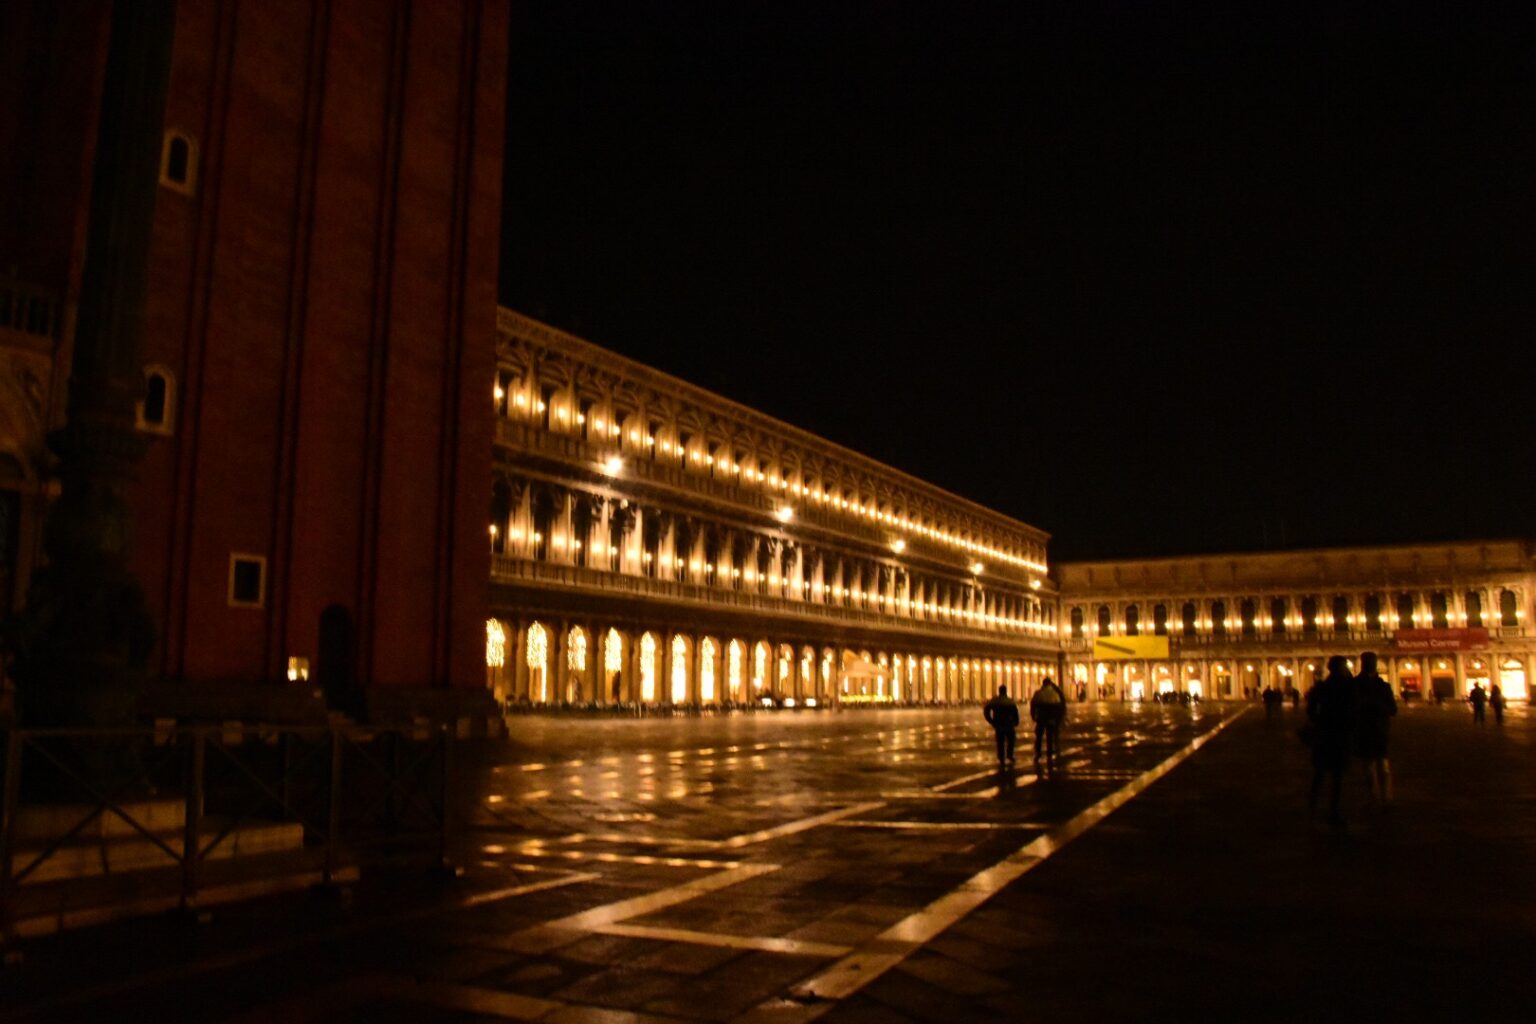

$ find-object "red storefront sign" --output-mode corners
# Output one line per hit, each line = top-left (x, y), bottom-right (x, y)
(1393, 628), (1489, 652)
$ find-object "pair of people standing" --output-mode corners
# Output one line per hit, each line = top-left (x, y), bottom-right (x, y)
(1306, 652), (1396, 827)
(983, 678), (1066, 769)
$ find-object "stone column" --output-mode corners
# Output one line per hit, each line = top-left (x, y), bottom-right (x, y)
(512, 620), (530, 701)
(552, 623), (568, 703)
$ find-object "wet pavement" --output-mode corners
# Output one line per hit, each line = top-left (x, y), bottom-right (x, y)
(2, 702), (1532, 1022)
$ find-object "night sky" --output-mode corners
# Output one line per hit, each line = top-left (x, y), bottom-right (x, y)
(500, 2), (1535, 563)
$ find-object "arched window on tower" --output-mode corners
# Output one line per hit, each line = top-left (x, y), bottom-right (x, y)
(159, 130), (198, 195)
(136, 365), (176, 435)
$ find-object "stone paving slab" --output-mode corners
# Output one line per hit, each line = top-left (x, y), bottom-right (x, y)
(3, 705), (1530, 1023)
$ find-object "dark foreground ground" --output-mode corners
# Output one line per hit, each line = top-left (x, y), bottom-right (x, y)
(2, 701), (1531, 1023)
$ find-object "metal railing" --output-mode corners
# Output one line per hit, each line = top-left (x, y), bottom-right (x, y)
(0, 721), (455, 955)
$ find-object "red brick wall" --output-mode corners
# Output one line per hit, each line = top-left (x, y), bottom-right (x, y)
(132, 0), (506, 693)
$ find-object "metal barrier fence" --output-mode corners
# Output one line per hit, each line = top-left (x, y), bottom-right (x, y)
(0, 721), (455, 955)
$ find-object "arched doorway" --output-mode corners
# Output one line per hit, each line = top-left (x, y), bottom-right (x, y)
(526, 622), (550, 703)
(639, 632), (658, 702)
(604, 629), (624, 702)
(700, 637), (718, 703)
(727, 639), (744, 701)
(670, 634), (690, 704)
(566, 626), (588, 702)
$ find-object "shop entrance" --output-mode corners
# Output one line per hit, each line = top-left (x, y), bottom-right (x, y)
(1398, 659), (1422, 701)
(1500, 658), (1528, 700)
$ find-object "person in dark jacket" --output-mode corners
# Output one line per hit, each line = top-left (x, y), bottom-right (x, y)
(1469, 682), (1487, 724)
(982, 685), (1020, 765)
(1307, 655), (1355, 827)
(1354, 651), (1396, 805)
(1490, 683), (1506, 725)
(1029, 677), (1067, 768)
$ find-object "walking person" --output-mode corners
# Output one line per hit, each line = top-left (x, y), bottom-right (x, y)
(982, 684), (1020, 766)
(1469, 682), (1487, 724)
(1307, 655), (1355, 828)
(1354, 652), (1396, 805)
(1030, 676), (1067, 769)
(1490, 683), (1506, 725)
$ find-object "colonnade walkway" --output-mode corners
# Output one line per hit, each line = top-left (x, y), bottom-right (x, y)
(2, 702), (1531, 1022)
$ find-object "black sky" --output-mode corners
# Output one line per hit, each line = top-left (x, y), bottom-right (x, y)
(500, 2), (1536, 562)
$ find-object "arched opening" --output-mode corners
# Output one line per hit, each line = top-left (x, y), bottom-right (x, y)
(639, 632), (658, 702)
(728, 639), (744, 700)
(485, 618), (507, 703)
(701, 637), (718, 702)
(1301, 597), (1318, 634)
(1332, 595), (1349, 633)
(1240, 600), (1257, 639)
(1499, 657), (1528, 699)
(1181, 602), (1197, 637)
(1125, 605), (1140, 637)
(1395, 593), (1416, 630)
(1070, 606), (1084, 638)
(604, 629), (624, 702)
(1465, 591), (1484, 629)
(1153, 604), (1168, 636)
(1097, 605), (1111, 635)
(526, 622), (550, 703)
(1211, 601), (1227, 638)
(1430, 592), (1450, 629)
(671, 634), (690, 703)
(1500, 590), (1520, 627)
(753, 641), (769, 694)
(1365, 593), (1383, 632)
(1270, 597), (1287, 636)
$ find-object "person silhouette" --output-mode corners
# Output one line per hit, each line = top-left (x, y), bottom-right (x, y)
(1469, 682), (1487, 724)
(1353, 652), (1396, 805)
(1029, 676), (1067, 769)
(1307, 655), (1355, 828)
(1490, 683), (1506, 725)
(982, 684), (1020, 766)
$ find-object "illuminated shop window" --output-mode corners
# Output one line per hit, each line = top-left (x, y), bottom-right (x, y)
(485, 619), (506, 668)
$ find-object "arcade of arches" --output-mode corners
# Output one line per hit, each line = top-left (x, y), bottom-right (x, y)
(486, 620), (1055, 707)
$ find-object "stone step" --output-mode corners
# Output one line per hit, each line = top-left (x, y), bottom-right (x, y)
(14, 798), (187, 843)
(13, 819), (306, 885)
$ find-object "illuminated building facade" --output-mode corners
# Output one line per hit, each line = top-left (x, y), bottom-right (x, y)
(1059, 541), (1534, 703)
(487, 310), (1059, 707)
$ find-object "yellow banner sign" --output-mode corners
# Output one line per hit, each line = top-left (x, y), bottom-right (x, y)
(1092, 636), (1171, 660)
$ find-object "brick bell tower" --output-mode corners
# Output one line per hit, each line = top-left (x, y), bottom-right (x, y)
(3, 0), (510, 722)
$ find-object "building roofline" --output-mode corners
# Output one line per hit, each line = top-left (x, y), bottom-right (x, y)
(497, 306), (1051, 545)
(1057, 537), (1533, 572)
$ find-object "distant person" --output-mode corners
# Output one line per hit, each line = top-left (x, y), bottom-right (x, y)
(1284, 683), (1300, 710)
(1490, 683), (1506, 725)
(1307, 655), (1355, 828)
(1353, 652), (1397, 805)
(1030, 676), (1067, 768)
(982, 685), (1020, 766)
(1263, 686), (1282, 721)
(1469, 682), (1487, 724)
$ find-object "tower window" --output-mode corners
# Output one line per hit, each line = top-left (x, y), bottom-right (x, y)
(159, 130), (198, 194)
(135, 365), (176, 434)
(228, 554), (266, 608)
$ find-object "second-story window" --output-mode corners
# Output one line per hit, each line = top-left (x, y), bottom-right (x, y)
(1396, 593), (1416, 630)
(1124, 605), (1139, 636)
(1332, 595), (1349, 632)
(1070, 607), (1084, 638)
(1097, 605), (1111, 635)
(1431, 592), (1450, 629)
(1500, 590), (1519, 627)
(1181, 602), (1197, 637)
(1240, 599), (1257, 638)
(1466, 590), (1483, 628)
(1365, 594), (1382, 632)
(1153, 604), (1168, 636)
(1302, 597), (1318, 633)
(1270, 597), (1287, 636)
(1212, 601), (1227, 637)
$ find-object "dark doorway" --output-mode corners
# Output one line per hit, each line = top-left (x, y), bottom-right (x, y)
(318, 604), (363, 718)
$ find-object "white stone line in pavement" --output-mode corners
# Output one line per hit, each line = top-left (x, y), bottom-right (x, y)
(493, 862), (783, 953)
(715, 801), (886, 848)
(506, 843), (743, 870)
(830, 820), (1050, 830)
(771, 709), (1252, 1013)
(459, 871), (605, 907)
(596, 922), (853, 958)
